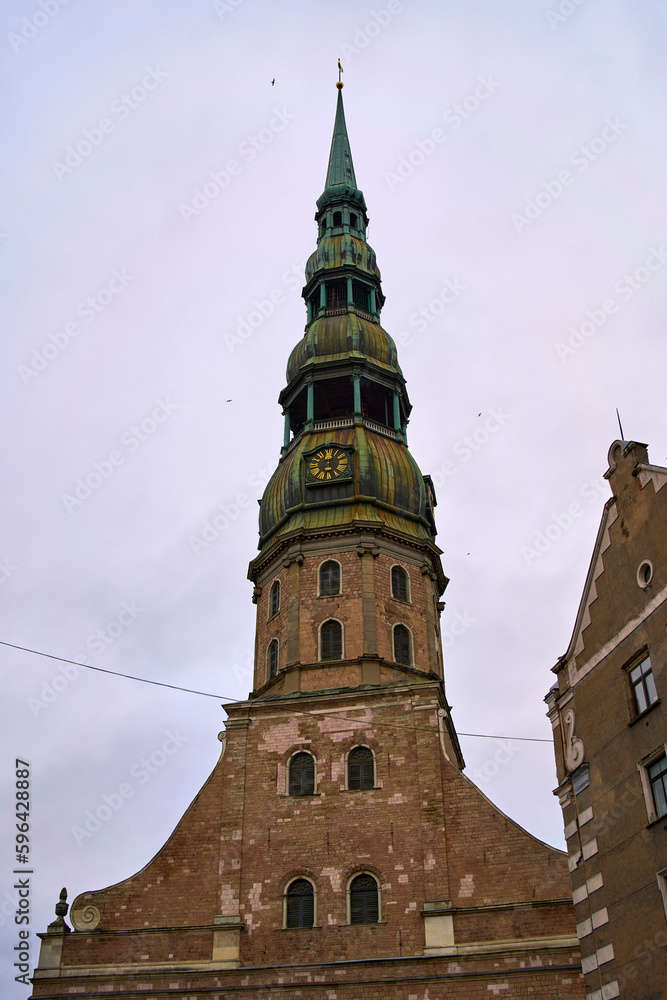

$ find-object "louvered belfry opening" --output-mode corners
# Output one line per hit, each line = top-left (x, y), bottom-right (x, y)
(391, 565), (408, 602)
(289, 752), (315, 796)
(347, 746), (374, 789)
(393, 624), (411, 666)
(350, 874), (379, 924)
(320, 619), (342, 661)
(286, 879), (315, 929)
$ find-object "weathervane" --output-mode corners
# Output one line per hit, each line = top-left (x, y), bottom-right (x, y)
(337, 59), (344, 89)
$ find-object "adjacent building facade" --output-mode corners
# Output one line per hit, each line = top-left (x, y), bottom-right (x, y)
(547, 439), (667, 999)
(31, 86), (584, 999)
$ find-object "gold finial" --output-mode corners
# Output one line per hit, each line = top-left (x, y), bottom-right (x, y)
(337, 59), (344, 89)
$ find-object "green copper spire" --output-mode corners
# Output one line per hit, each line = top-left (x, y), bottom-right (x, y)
(317, 84), (367, 216)
(324, 87), (357, 191)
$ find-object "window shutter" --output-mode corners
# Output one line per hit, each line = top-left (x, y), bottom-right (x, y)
(286, 879), (314, 928)
(320, 620), (342, 661)
(350, 874), (378, 924)
(393, 625), (410, 666)
(348, 747), (374, 790)
(320, 561), (340, 595)
(289, 753), (315, 796)
(391, 565), (408, 601)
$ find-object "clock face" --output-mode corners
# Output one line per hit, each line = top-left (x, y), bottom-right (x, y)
(308, 447), (349, 482)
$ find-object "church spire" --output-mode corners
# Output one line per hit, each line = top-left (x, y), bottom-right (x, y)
(323, 86), (358, 192)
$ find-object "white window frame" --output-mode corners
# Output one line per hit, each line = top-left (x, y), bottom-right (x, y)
(268, 578), (281, 620)
(317, 558), (342, 597)
(318, 618), (344, 661)
(638, 743), (667, 824)
(266, 637), (280, 681)
(390, 563), (411, 604)
(392, 622), (413, 666)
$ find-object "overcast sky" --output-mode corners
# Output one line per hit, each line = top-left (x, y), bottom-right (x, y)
(2, 1), (667, 993)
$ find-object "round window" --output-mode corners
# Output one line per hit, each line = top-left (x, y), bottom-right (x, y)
(637, 561), (653, 589)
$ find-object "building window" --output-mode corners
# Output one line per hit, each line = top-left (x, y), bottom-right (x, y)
(350, 212), (358, 229)
(285, 878), (315, 928)
(267, 639), (279, 679)
(649, 756), (667, 820)
(629, 655), (658, 715)
(391, 565), (409, 602)
(289, 752), (315, 796)
(352, 280), (370, 311)
(319, 560), (341, 595)
(348, 746), (374, 789)
(269, 580), (280, 618)
(637, 560), (653, 588)
(393, 624), (412, 666)
(349, 873), (379, 924)
(333, 211), (342, 227)
(320, 619), (343, 661)
(326, 280), (347, 307)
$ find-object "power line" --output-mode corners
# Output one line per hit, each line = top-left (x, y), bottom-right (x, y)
(1, 639), (553, 744)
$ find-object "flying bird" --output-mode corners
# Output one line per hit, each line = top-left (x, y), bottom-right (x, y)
(271, 78), (275, 86)
(226, 399), (233, 402)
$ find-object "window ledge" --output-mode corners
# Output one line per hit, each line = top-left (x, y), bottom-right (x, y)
(280, 925), (323, 932)
(279, 793), (321, 798)
(340, 787), (380, 793)
(629, 699), (661, 727)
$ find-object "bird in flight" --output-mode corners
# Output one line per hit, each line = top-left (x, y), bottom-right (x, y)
(271, 78), (275, 86)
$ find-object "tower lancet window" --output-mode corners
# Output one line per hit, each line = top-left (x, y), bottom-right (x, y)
(391, 565), (409, 603)
(393, 624), (411, 666)
(333, 210), (342, 227)
(350, 212), (358, 229)
(319, 560), (341, 595)
(352, 280), (370, 311)
(320, 619), (343, 661)
(267, 639), (279, 679)
(269, 580), (280, 618)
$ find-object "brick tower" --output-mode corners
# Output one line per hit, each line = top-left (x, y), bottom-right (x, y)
(31, 83), (585, 999)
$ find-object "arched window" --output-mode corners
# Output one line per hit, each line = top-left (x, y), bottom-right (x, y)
(347, 746), (374, 789)
(289, 752), (315, 796)
(267, 639), (279, 679)
(393, 624), (411, 666)
(320, 619), (343, 661)
(319, 560), (341, 595)
(269, 580), (280, 618)
(349, 873), (379, 924)
(391, 565), (409, 602)
(333, 210), (342, 227)
(286, 878), (315, 928)
(350, 213), (358, 229)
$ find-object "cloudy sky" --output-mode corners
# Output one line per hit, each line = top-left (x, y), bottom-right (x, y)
(2, 0), (667, 992)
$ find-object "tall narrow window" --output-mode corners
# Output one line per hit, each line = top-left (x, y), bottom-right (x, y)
(349, 874), (379, 924)
(269, 580), (280, 618)
(391, 565), (409, 602)
(393, 624), (411, 666)
(629, 655), (658, 714)
(348, 746), (374, 789)
(267, 639), (279, 679)
(289, 752), (315, 796)
(350, 213), (358, 229)
(319, 560), (340, 595)
(286, 879), (314, 928)
(333, 211), (342, 227)
(320, 619), (342, 661)
(649, 756), (667, 819)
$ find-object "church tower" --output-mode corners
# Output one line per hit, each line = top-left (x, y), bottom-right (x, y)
(31, 84), (585, 1000)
